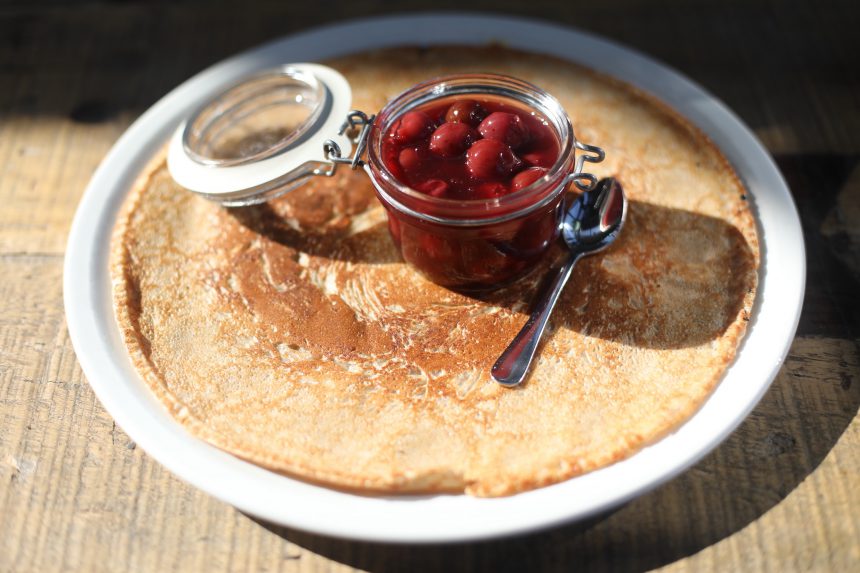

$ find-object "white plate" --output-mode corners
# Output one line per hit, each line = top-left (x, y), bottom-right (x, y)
(63, 14), (804, 543)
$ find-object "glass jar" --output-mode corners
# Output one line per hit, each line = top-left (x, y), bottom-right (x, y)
(168, 65), (604, 292)
(364, 74), (601, 291)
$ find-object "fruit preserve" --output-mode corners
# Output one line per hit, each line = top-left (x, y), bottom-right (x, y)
(365, 74), (589, 291)
(381, 99), (561, 201)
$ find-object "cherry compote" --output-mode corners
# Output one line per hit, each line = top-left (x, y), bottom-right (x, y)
(367, 80), (580, 292)
(382, 98), (560, 201)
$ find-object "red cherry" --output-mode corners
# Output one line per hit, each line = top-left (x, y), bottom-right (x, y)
(429, 123), (478, 157)
(463, 243), (508, 281)
(444, 99), (487, 127)
(398, 148), (421, 173)
(416, 179), (450, 198)
(389, 111), (434, 144)
(478, 112), (530, 149)
(511, 167), (549, 191)
(521, 148), (557, 168)
(466, 139), (523, 180)
(419, 232), (457, 264)
(472, 181), (509, 199)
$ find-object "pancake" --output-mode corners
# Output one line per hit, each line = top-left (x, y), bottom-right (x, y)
(110, 46), (758, 497)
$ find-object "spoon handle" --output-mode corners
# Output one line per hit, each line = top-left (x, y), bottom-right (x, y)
(491, 252), (582, 387)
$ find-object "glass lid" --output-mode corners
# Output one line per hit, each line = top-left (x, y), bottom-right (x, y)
(167, 63), (353, 206)
(182, 67), (327, 167)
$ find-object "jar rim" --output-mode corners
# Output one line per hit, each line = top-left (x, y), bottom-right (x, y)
(365, 73), (578, 223)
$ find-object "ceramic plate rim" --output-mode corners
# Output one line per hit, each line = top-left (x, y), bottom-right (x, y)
(63, 12), (805, 543)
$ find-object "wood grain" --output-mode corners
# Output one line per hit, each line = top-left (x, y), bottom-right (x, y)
(1, 0), (858, 571)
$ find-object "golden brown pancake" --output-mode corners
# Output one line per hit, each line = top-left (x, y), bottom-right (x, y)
(111, 46), (758, 497)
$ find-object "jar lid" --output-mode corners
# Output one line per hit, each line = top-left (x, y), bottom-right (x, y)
(167, 63), (353, 206)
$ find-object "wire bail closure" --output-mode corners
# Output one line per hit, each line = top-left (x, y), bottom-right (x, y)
(569, 140), (605, 192)
(322, 111), (376, 170)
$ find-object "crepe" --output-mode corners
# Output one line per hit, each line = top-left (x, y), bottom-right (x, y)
(111, 46), (758, 497)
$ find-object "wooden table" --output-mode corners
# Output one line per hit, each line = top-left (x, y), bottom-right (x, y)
(2, 1), (858, 571)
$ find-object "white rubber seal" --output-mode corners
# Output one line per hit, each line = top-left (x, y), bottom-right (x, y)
(167, 63), (352, 197)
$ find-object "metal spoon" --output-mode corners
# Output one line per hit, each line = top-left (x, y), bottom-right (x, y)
(492, 178), (628, 387)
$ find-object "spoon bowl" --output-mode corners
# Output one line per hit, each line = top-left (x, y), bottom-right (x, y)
(491, 177), (627, 386)
(563, 177), (627, 251)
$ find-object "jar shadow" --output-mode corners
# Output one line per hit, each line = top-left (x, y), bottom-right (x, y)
(225, 170), (403, 266)
(471, 198), (757, 352)
(227, 191), (756, 351)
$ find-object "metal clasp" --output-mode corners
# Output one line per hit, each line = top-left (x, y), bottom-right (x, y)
(569, 140), (605, 192)
(323, 110), (376, 173)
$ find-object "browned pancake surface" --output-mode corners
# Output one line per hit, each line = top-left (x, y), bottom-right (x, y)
(111, 46), (758, 496)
